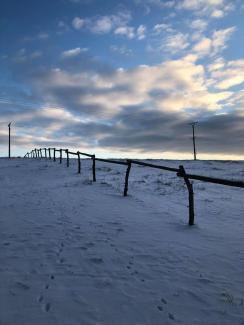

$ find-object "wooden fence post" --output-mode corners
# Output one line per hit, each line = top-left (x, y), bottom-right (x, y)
(66, 149), (69, 167)
(48, 148), (51, 159)
(92, 155), (96, 182)
(178, 165), (195, 226)
(124, 160), (132, 197)
(60, 149), (62, 164)
(40, 149), (43, 159)
(53, 148), (56, 162)
(77, 151), (81, 173)
(45, 148), (47, 159)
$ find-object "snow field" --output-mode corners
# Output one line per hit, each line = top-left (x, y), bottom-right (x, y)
(0, 158), (244, 324)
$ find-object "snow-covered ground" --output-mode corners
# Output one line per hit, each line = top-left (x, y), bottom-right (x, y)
(0, 157), (244, 325)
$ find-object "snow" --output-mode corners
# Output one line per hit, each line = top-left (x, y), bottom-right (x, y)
(0, 157), (244, 325)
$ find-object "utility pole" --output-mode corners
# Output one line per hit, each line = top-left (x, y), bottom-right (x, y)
(8, 122), (11, 158)
(190, 122), (198, 160)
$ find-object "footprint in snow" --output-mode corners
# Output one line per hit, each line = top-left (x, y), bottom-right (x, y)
(15, 282), (30, 290)
(89, 257), (104, 264)
(161, 298), (167, 304)
(3, 242), (10, 246)
(44, 302), (51, 312)
(38, 295), (44, 303)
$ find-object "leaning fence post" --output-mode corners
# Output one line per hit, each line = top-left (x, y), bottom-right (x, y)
(92, 155), (96, 182)
(60, 149), (62, 164)
(177, 165), (195, 226)
(66, 149), (69, 167)
(77, 151), (81, 174)
(53, 148), (56, 162)
(124, 159), (132, 197)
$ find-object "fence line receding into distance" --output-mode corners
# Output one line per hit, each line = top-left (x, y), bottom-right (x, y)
(24, 147), (244, 226)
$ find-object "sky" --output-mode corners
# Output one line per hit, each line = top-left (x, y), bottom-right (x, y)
(0, 0), (244, 159)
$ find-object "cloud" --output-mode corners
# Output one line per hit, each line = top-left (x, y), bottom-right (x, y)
(110, 45), (133, 56)
(193, 26), (236, 57)
(38, 33), (49, 40)
(139, 0), (175, 9)
(13, 49), (43, 63)
(72, 17), (85, 29)
(161, 33), (190, 54)
(211, 27), (236, 55)
(209, 59), (244, 89)
(61, 47), (88, 58)
(114, 26), (135, 39)
(72, 11), (132, 35)
(190, 19), (208, 31)
(153, 23), (174, 34)
(90, 16), (114, 33)
(23, 32), (50, 42)
(177, 0), (235, 18)
(193, 37), (212, 56)
(137, 25), (147, 40)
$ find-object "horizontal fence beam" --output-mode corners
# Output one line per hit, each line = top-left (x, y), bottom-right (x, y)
(130, 159), (179, 172)
(178, 172), (244, 188)
(68, 151), (79, 156)
(78, 151), (93, 158)
(95, 157), (128, 166)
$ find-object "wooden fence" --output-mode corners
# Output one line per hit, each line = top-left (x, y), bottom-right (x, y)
(24, 147), (244, 226)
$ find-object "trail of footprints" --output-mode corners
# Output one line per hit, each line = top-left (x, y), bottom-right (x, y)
(37, 239), (64, 313)
(35, 212), (176, 320)
(37, 273), (56, 312)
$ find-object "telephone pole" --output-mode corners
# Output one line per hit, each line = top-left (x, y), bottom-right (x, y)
(190, 122), (198, 160)
(8, 122), (11, 158)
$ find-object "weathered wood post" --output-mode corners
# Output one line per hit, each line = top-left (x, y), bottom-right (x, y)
(92, 155), (96, 182)
(53, 148), (56, 162)
(77, 151), (81, 174)
(40, 149), (43, 158)
(34, 148), (37, 158)
(60, 149), (62, 164)
(48, 148), (51, 159)
(178, 165), (195, 226)
(66, 149), (69, 167)
(45, 148), (47, 159)
(124, 159), (132, 197)
(37, 149), (40, 158)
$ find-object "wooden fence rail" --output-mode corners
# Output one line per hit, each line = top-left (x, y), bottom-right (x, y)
(24, 147), (244, 226)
